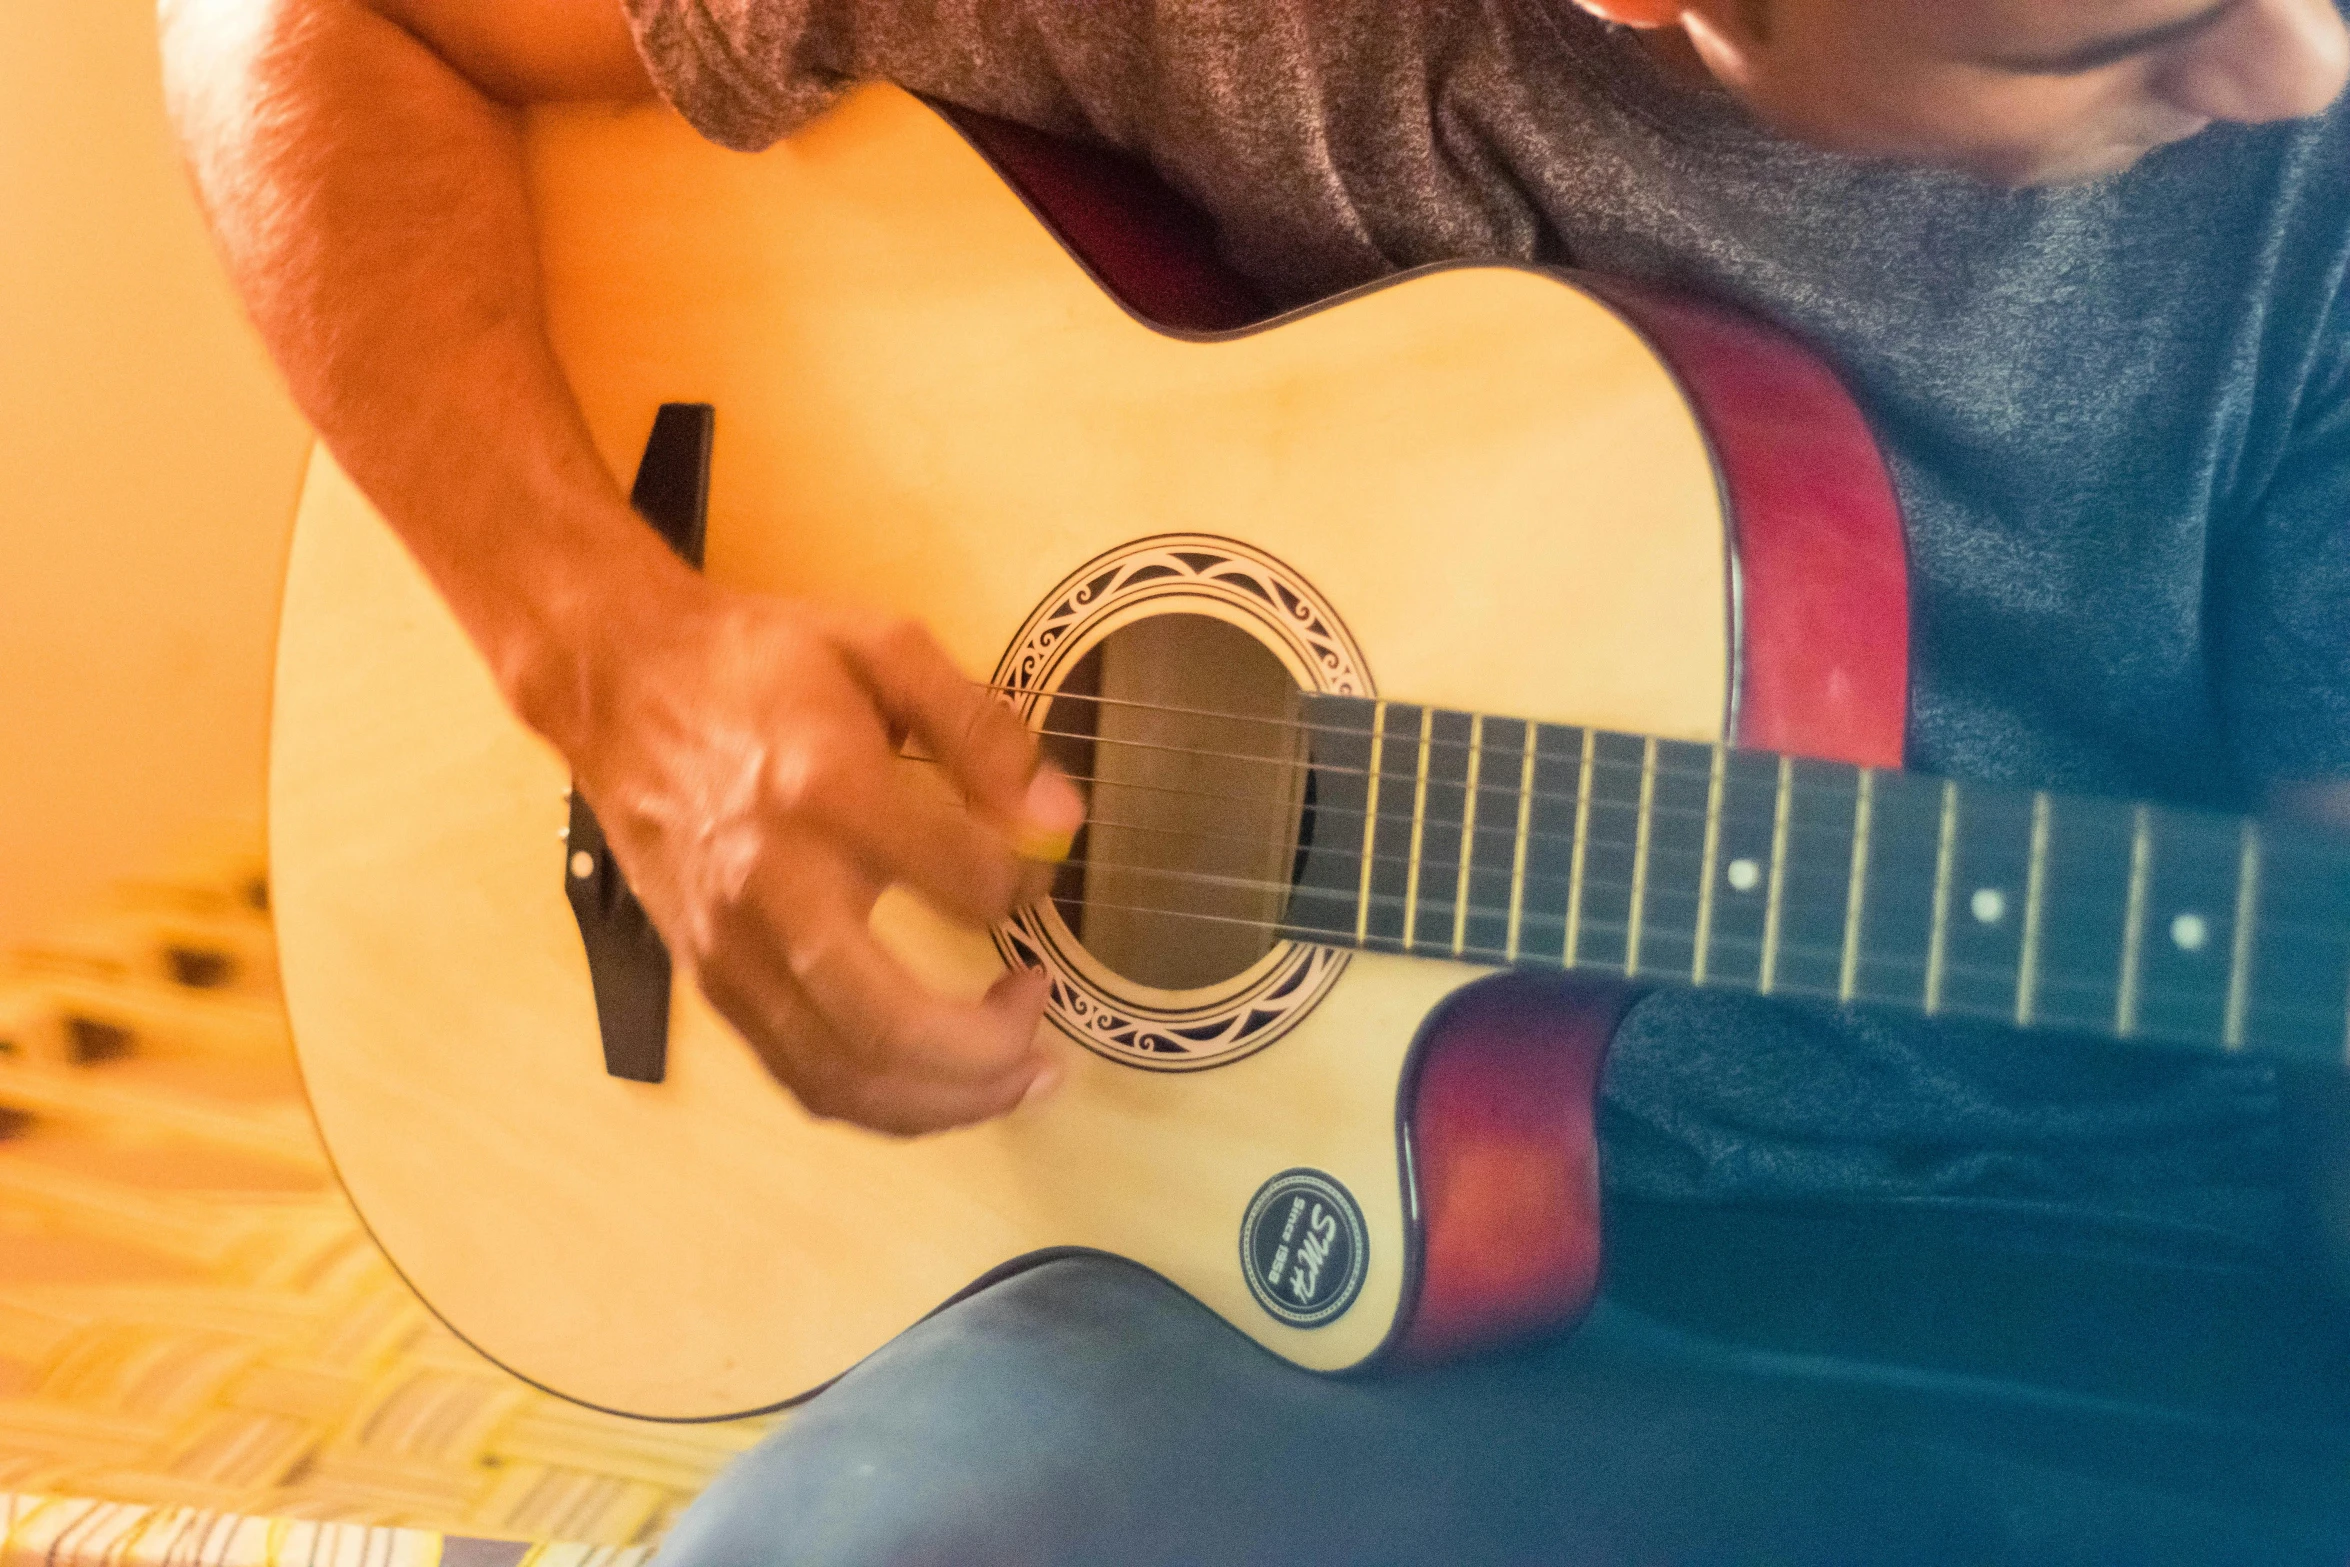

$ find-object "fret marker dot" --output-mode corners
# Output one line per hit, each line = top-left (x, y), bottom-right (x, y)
(569, 851), (596, 881)
(2171, 912), (2210, 952)
(1971, 888), (2006, 925)
(1726, 858), (1761, 893)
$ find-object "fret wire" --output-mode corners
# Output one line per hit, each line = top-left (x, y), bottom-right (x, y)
(1033, 717), (2287, 968)
(1053, 767), (1950, 872)
(2016, 792), (2052, 1028)
(1505, 728), (1537, 964)
(1071, 882), (1969, 974)
(1020, 684), (1560, 760)
(1054, 719), (2339, 1045)
(1451, 715), (1483, 958)
(1759, 755), (1795, 995)
(1017, 699), (2155, 844)
(2116, 804), (2153, 1038)
(1565, 729), (1598, 968)
(1255, 817), (2186, 894)
(1402, 708), (1434, 952)
(1088, 795), (2304, 951)
(1067, 881), (2267, 1040)
(1464, 812), (2270, 895)
(1025, 687), (1666, 775)
(1027, 686), (1834, 793)
(1069, 856), (2233, 987)
(1076, 817), (2331, 1010)
(1075, 810), (1780, 896)
(1037, 722), (1800, 801)
(1352, 701), (1387, 947)
(1838, 768), (1876, 1004)
(1691, 743), (1727, 987)
(1924, 780), (1958, 1016)
(1102, 814), (1829, 887)
(1062, 840), (2350, 1054)
(1030, 745), (2005, 866)
(1625, 737), (1660, 978)
(2226, 821), (2262, 1051)
(1146, 821), (2338, 953)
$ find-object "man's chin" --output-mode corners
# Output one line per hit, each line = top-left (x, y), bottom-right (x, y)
(1964, 134), (2199, 188)
(1969, 119), (2214, 188)
(2008, 146), (2149, 187)
(1742, 94), (2212, 188)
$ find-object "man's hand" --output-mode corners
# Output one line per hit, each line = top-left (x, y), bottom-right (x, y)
(568, 577), (1084, 1135)
(162, 0), (1079, 1135)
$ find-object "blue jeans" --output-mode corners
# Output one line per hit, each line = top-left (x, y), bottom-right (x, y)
(654, 1247), (2350, 1566)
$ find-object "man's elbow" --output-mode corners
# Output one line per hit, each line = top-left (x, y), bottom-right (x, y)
(364, 0), (655, 106)
(161, 0), (654, 115)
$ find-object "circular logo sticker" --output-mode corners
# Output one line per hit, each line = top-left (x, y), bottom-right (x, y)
(1239, 1169), (1368, 1328)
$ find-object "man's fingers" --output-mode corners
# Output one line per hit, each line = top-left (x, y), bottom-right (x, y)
(789, 899), (1050, 1078)
(797, 968), (1060, 1136)
(804, 1050), (1055, 1137)
(797, 743), (1046, 924)
(583, 591), (1086, 1141)
(836, 613), (1084, 854)
(762, 858), (1056, 1075)
(701, 903), (1059, 1136)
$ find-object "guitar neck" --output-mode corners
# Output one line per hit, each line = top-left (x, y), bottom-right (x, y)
(1284, 694), (2350, 1068)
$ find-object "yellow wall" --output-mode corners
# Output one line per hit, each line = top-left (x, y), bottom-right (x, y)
(0, 2), (309, 947)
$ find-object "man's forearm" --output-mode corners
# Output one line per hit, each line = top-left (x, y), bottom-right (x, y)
(161, 0), (681, 751)
(164, 0), (1076, 1131)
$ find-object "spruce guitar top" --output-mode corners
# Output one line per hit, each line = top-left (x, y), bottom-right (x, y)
(269, 85), (2350, 1421)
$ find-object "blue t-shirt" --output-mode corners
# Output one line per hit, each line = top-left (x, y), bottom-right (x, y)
(625, 0), (2350, 1260)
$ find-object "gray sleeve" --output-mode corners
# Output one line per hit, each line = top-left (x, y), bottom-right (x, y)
(2219, 297), (2350, 789)
(620, 0), (1187, 155)
(614, 0), (1536, 303)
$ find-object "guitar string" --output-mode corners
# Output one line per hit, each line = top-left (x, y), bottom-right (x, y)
(1044, 770), (1857, 863)
(1064, 804), (2011, 899)
(1066, 812), (2336, 949)
(1044, 894), (2065, 998)
(1047, 889), (1789, 970)
(1067, 816), (1803, 908)
(951, 716), (2249, 858)
(952, 691), (2339, 986)
(964, 689), (1854, 795)
(996, 682), (1851, 770)
(916, 755), (2233, 904)
(1043, 832), (2337, 955)
(1020, 719), (1765, 793)
(1047, 853), (1777, 944)
(1035, 840), (2336, 955)
(905, 697), (2307, 951)
(893, 679), (2297, 1010)
(1028, 884), (2308, 1008)
(1001, 684), (2195, 818)
(1050, 769), (1962, 858)
(924, 734), (2114, 871)
(918, 754), (1874, 873)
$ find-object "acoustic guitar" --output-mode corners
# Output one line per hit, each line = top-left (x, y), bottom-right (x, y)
(270, 84), (2350, 1421)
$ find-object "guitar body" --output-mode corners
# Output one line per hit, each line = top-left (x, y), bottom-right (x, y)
(269, 86), (1905, 1419)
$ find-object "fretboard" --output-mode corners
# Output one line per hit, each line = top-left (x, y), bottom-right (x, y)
(1282, 694), (2350, 1068)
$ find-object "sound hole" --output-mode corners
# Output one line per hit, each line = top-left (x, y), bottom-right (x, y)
(1038, 615), (1308, 992)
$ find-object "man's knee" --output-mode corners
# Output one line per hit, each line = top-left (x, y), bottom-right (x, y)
(654, 1259), (1225, 1567)
(656, 1414), (1021, 1567)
